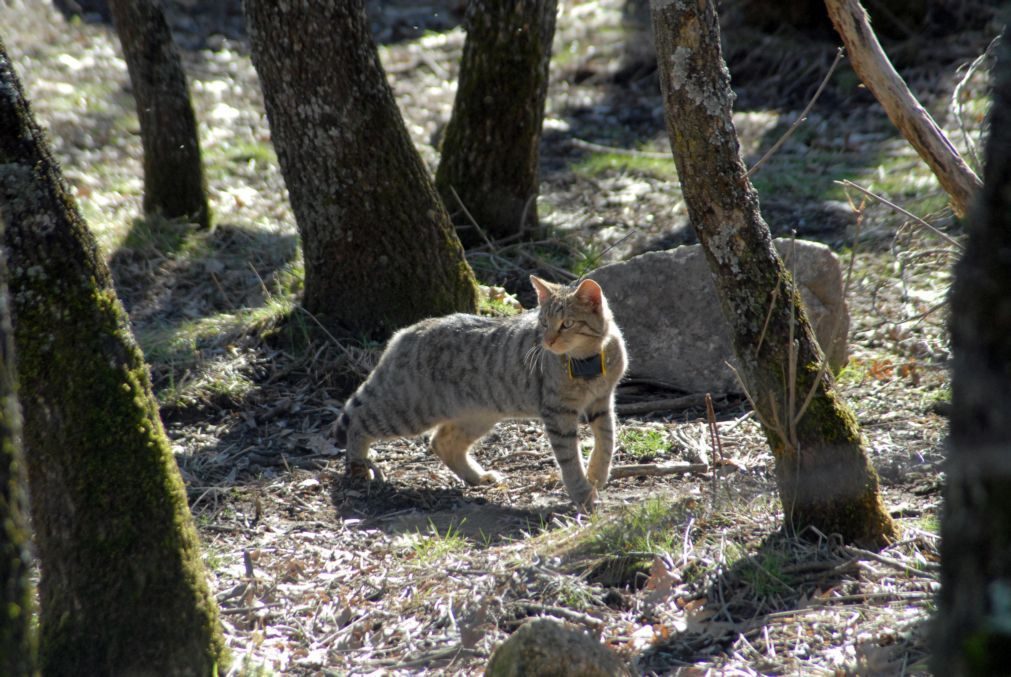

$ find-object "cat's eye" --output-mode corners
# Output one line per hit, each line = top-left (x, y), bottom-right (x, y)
(561, 319), (574, 329)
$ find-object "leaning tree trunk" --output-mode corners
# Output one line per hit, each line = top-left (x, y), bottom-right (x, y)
(435, 0), (557, 246)
(0, 238), (34, 676)
(934, 26), (1011, 675)
(244, 0), (478, 340)
(824, 0), (981, 217)
(108, 0), (210, 228)
(652, 0), (896, 548)
(0, 38), (225, 674)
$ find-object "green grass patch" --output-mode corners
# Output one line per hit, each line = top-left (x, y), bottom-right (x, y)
(553, 495), (695, 588)
(570, 151), (675, 180)
(409, 520), (470, 564)
(619, 427), (669, 462)
(720, 541), (794, 598)
(587, 496), (682, 555)
(477, 285), (522, 317)
(226, 139), (278, 167)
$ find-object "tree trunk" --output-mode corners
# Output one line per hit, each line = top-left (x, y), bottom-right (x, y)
(935, 24), (1011, 675)
(435, 0), (557, 246)
(244, 0), (479, 340)
(0, 234), (34, 676)
(652, 0), (896, 549)
(824, 0), (981, 217)
(0, 39), (225, 675)
(108, 0), (210, 228)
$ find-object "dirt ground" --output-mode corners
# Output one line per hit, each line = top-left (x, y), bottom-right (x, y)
(4, 0), (1001, 673)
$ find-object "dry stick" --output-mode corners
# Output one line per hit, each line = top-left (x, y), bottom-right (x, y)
(746, 47), (845, 179)
(615, 393), (710, 416)
(838, 544), (939, 579)
(569, 137), (671, 159)
(609, 462), (709, 479)
(950, 34), (1001, 172)
(836, 179), (963, 250)
(705, 393), (724, 463)
(705, 393), (723, 505)
(448, 184), (496, 251)
(824, 0), (982, 217)
(518, 603), (605, 629)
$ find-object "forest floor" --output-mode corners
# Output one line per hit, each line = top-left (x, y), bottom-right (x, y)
(4, 0), (1004, 674)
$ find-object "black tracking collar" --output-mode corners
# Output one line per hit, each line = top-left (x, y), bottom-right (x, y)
(568, 351), (606, 380)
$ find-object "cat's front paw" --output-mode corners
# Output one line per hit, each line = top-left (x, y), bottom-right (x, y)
(475, 470), (505, 486)
(587, 466), (610, 489)
(346, 459), (385, 483)
(571, 485), (598, 514)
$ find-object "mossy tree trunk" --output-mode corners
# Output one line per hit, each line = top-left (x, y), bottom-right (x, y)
(934, 24), (1011, 675)
(108, 0), (210, 228)
(0, 39), (225, 674)
(435, 0), (557, 246)
(652, 0), (896, 549)
(0, 231), (35, 676)
(244, 0), (479, 340)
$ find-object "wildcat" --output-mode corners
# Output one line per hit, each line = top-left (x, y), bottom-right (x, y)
(333, 275), (627, 511)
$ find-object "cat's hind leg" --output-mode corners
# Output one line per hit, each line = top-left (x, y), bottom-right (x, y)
(431, 416), (502, 486)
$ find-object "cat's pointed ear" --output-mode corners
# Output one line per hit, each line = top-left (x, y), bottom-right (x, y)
(575, 278), (603, 311)
(530, 275), (552, 305)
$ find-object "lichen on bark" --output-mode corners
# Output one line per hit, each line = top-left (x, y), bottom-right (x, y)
(0, 37), (225, 674)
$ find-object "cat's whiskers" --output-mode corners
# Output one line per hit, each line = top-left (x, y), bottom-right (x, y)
(524, 343), (547, 374)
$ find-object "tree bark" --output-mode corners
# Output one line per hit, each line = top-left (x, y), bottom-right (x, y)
(108, 0), (210, 228)
(0, 228), (35, 676)
(652, 0), (896, 549)
(935, 23), (1011, 675)
(244, 0), (479, 340)
(435, 0), (557, 246)
(824, 0), (982, 217)
(0, 39), (225, 675)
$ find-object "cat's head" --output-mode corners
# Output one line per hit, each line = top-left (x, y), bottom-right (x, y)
(530, 275), (611, 356)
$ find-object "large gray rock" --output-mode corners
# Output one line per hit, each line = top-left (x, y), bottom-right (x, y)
(588, 238), (849, 394)
(486, 618), (634, 677)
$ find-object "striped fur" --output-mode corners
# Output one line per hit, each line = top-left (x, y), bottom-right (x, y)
(334, 276), (626, 511)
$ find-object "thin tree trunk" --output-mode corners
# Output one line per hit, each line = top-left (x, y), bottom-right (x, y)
(824, 0), (981, 217)
(935, 24), (1011, 675)
(652, 0), (896, 549)
(0, 232), (35, 676)
(0, 38), (225, 674)
(108, 0), (210, 228)
(244, 0), (478, 340)
(435, 0), (557, 246)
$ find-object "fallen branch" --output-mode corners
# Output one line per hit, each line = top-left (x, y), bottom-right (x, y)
(824, 0), (982, 217)
(616, 393), (711, 415)
(609, 462), (709, 479)
(518, 603), (605, 629)
(569, 137), (671, 159)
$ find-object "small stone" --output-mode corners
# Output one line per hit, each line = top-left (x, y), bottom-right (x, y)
(486, 618), (634, 677)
